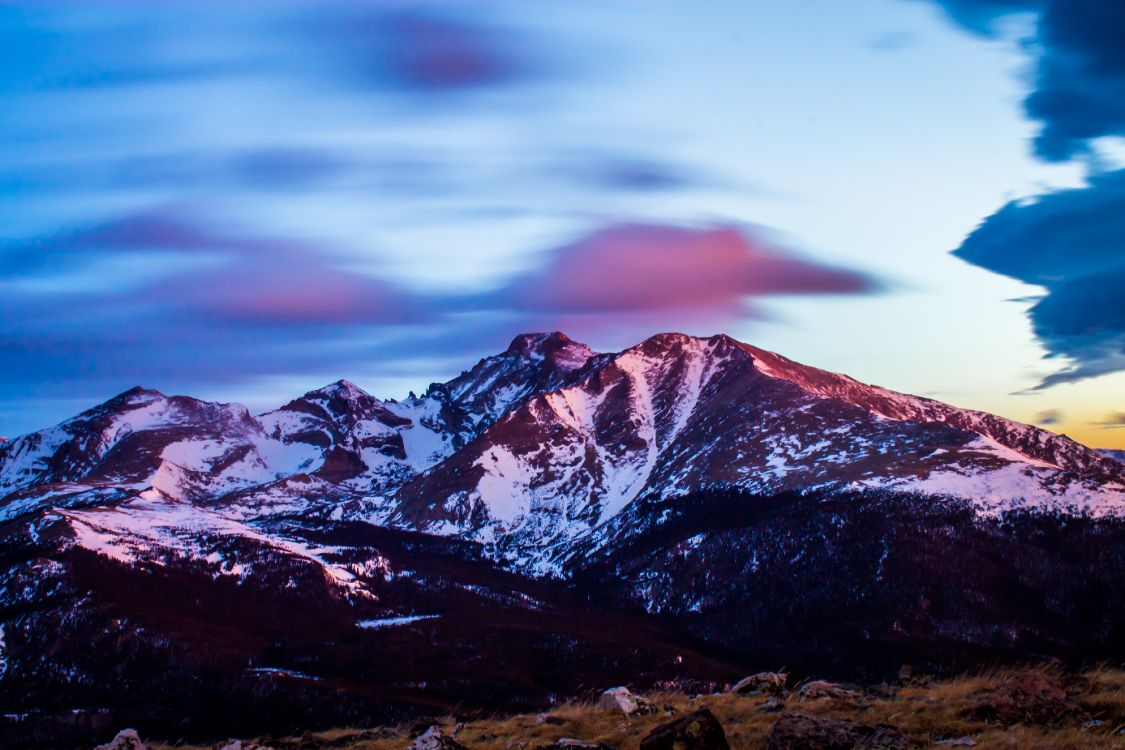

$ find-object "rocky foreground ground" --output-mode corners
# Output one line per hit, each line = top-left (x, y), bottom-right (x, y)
(91, 665), (1125, 750)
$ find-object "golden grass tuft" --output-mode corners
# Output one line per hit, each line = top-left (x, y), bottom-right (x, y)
(150, 664), (1125, 750)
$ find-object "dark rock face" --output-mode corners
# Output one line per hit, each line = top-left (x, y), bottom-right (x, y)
(639, 709), (729, 750)
(764, 713), (907, 750)
(313, 446), (368, 483)
(570, 488), (1125, 678)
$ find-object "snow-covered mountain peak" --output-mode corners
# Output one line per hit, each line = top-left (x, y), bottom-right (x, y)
(425, 333), (599, 440)
(313, 379), (369, 400)
(504, 331), (595, 369)
(107, 385), (166, 406)
(618, 331), (744, 366)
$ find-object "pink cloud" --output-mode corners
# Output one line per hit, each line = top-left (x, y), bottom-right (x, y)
(499, 223), (879, 315)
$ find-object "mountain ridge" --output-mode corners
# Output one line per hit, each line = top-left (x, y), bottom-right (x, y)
(3, 331), (1121, 539)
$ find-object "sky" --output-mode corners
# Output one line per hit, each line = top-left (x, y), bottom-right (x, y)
(2, 0), (1123, 449)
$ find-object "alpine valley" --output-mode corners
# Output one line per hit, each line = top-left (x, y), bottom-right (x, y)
(3, 332), (1125, 746)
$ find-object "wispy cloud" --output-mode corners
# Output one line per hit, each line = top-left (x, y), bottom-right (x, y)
(1, 212), (881, 427)
(1034, 408), (1063, 425)
(1095, 412), (1125, 430)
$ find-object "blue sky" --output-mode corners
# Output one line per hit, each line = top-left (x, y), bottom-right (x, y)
(2, 0), (1123, 447)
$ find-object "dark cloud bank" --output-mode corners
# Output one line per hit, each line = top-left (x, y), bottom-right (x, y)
(927, 0), (1125, 386)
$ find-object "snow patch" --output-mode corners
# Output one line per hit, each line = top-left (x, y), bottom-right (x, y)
(356, 614), (440, 629)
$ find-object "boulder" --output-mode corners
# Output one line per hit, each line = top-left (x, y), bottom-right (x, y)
(536, 714), (567, 726)
(598, 686), (657, 716)
(409, 727), (469, 750)
(95, 729), (147, 750)
(968, 670), (1086, 726)
(536, 739), (611, 750)
(639, 708), (729, 750)
(730, 671), (788, 696)
(794, 680), (862, 702)
(766, 713), (908, 750)
(216, 741), (241, 750)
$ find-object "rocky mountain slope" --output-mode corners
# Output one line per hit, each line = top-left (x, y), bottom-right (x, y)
(393, 333), (1124, 571)
(2, 332), (1124, 746)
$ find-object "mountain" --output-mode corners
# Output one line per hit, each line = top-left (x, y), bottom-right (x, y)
(2, 332), (1125, 746)
(392, 333), (1123, 572)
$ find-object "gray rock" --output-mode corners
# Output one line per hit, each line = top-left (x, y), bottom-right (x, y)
(794, 680), (863, 702)
(536, 739), (611, 750)
(95, 729), (147, 750)
(730, 671), (788, 696)
(536, 714), (566, 726)
(597, 686), (657, 716)
(409, 727), (469, 750)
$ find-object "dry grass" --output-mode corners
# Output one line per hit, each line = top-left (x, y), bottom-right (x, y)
(150, 664), (1125, 750)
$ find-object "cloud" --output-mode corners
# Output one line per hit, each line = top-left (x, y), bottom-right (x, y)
(925, 0), (1125, 161)
(952, 169), (1125, 386)
(476, 222), (880, 319)
(925, 0), (1041, 35)
(0, 3), (284, 97)
(6, 209), (429, 326)
(300, 6), (545, 100)
(548, 153), (715, 193)
(0, 209), (433, 405)
(928, 1), (1125, 386)
(1095, 412), (1125, 429)
(1033, 408), (1063, 425)
(1, 215), (881, 421)
(868, 31), (918, 51)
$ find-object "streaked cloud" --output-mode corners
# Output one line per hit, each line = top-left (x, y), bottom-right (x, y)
(0, 213), (880, 421)
(1095, 412), (1125, 429)
(484, 223), (880, 316)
